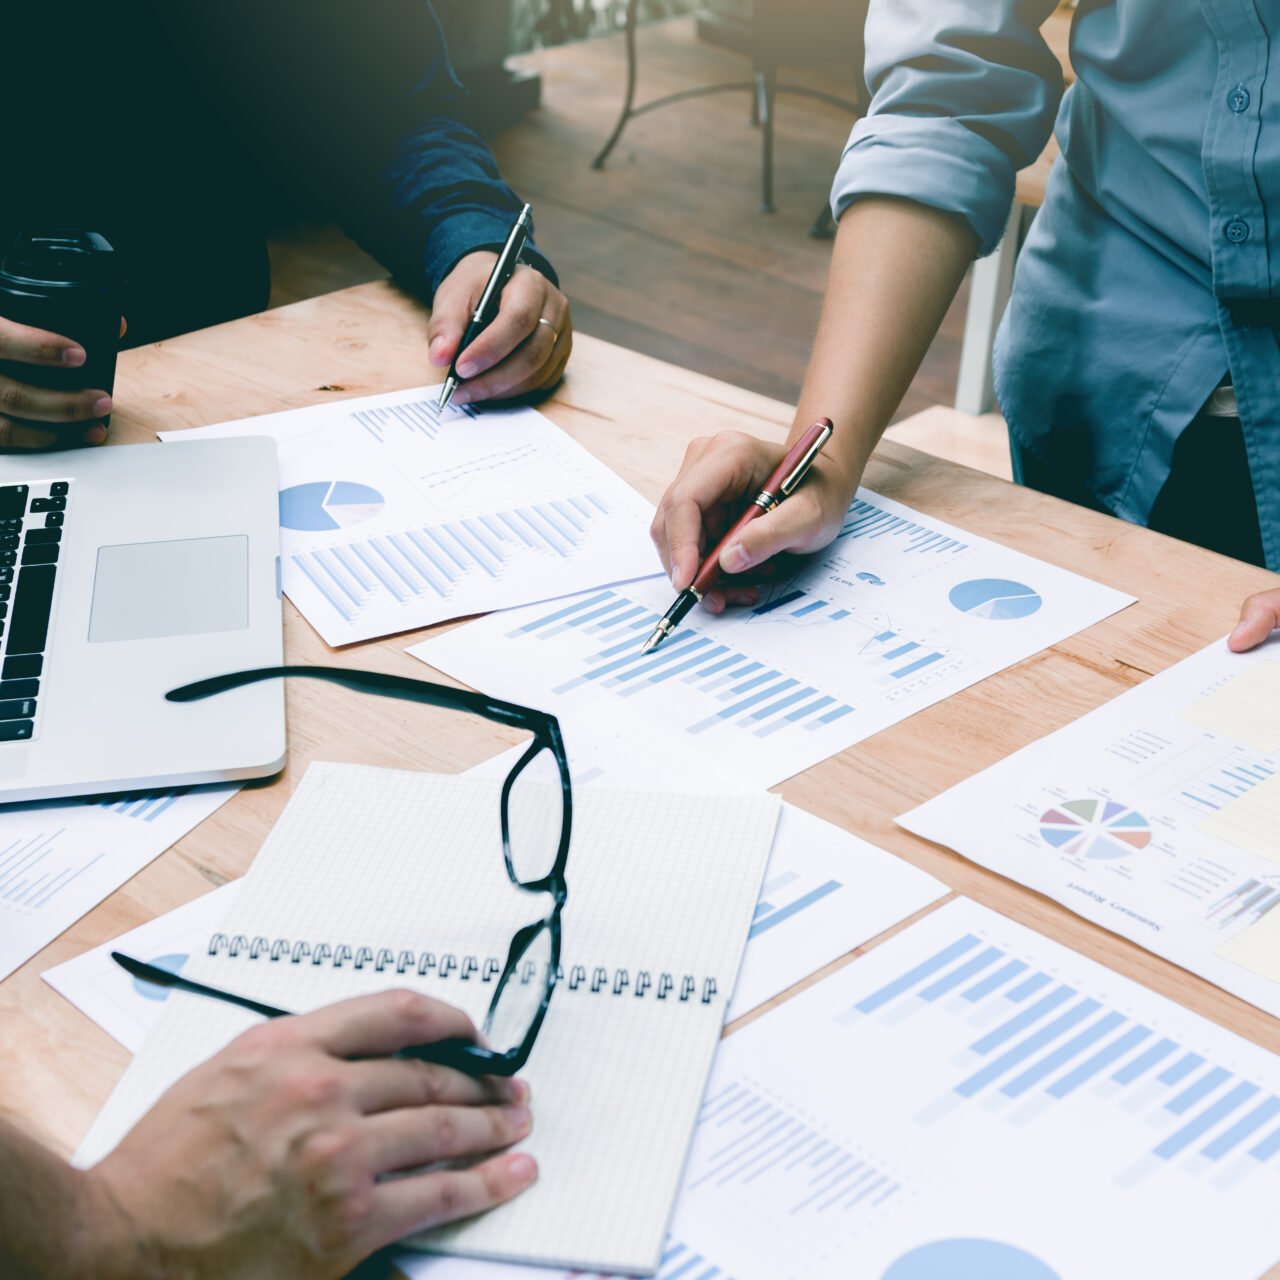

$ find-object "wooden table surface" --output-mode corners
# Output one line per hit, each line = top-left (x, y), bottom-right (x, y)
(2, 280), (1278, 1270)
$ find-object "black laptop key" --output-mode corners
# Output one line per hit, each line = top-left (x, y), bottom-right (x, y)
(2, 655), (41, 680)
(0, 487), (27, 519)
(7, 565), (55, 655)
(0, 698), (36, 720)
(0, 567), (11, 584)
(29, 496), (65, 513)
(0, 720), (33, 742)
(0, 534), (17, 551)
(0, 601), (6, 619)
(0, 584), (9, 602)
(0, 679), (38, 699)
(44, 512), (63, 528)
(20, 543), (58, 566)
(24, 528), (60, 545)
(49, 482), (68, 497)
(0, 552), (14, 568)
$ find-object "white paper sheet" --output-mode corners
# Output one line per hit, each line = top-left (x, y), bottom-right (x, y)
(900, 637), (1280, 1020)
(42, 881), (243, 1050)
(159, 388), (660, 645)
(411, 488), (1132, 787)
(397, 898), (1280, 1280)
(76, 765), (780, 1275)
(0, 785), (237, 981)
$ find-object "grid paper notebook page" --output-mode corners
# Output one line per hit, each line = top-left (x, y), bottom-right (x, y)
(75, 764), (781, 1274)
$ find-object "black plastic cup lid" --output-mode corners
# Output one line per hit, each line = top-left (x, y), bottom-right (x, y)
(1, 231), (122, 287)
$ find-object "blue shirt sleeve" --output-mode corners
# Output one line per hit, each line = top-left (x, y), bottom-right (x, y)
(833, 0), (1065, 256)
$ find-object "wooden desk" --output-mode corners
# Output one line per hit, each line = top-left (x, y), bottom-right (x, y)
(2, 282), (1277, 1271)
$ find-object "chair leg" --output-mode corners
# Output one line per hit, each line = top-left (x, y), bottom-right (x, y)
(592, 0), (641, 171)
(756, 65), (777, 213)
(955, 204), (1024, 414)
(809, 203), (835, 239)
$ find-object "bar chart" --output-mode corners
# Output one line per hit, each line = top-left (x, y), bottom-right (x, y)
(1206, 878), (1280, 930)
(0, 785), (236, 982)
(843, 913), (1280, 1176)
(96, 788), (194, 824)
(347, 394), (476, 443)
(839, 497), (969, 556)
(292, 491), (613, 625)
(666, 899), (1280, 1280)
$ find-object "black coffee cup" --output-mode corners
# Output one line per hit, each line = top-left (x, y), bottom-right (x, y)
(0, 231), (125, 431)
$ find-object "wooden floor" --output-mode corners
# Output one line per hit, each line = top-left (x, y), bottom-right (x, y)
(267, 18), (1005, 473)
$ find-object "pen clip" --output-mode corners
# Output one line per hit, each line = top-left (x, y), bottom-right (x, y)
(778, 420), (834, 496)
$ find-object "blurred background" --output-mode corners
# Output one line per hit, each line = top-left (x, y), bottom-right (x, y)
(268, 2), (1072, 476)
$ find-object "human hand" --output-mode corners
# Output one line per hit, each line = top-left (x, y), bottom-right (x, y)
(0, 315), (120, 450)
(79, 990), (536, 1280)
(428, 252), (572, 406)
(1228, 588), (1280, 652)
(650, 430), (857, 614)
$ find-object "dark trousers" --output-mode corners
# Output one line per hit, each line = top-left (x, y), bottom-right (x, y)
(1013, 415), (1265, 568)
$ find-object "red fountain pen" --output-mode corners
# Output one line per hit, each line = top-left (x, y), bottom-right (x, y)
(641, 417), (835, 654)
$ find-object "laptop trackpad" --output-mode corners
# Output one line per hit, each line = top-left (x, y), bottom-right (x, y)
(89, 536), (250, 643)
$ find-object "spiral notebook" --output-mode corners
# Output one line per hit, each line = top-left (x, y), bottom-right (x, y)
(75, 763), (781, 1275)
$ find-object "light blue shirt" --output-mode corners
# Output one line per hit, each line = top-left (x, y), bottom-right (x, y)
(831, 0), (1280, 569)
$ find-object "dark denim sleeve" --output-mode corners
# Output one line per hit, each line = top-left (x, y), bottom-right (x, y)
(172, 0), (557, 299)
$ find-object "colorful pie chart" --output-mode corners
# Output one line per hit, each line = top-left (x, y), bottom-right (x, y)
(279, 480), (385, 532)
(1039, 798), (1153, 860)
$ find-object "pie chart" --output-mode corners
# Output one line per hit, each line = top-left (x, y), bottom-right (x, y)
(132, 952), (187, 1001)
(279, 481), (385, 532)
(883, 1239), (1060, 1280)
(949, 578), (1043, 620)
(1039, 798), (1153, 860)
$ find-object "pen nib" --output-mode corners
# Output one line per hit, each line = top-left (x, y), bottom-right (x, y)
(640, 628), (664, 655)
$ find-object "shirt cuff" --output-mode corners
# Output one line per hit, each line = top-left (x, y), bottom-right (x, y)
(831, 114), (1019, 258)
(424, 210), (560, 300)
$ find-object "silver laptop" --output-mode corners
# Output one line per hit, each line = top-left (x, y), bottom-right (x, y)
(0, 437), (285, 803)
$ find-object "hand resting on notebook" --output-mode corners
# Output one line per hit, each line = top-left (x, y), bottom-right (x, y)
(0, 989), (535, 1279)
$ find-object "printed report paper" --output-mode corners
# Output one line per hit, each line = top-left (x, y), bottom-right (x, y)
(901, 638), (1280, 1019)
(160, 388), (660, 645)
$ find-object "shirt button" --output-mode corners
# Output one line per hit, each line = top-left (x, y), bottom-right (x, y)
(1229, 85), (1251, 114)
(1226, 218), (1251, 244)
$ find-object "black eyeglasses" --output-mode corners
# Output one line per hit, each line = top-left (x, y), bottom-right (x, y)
(112, 665), (571, 1078)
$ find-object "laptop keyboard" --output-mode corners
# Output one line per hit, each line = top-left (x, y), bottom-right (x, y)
(0, 480), (69, 742)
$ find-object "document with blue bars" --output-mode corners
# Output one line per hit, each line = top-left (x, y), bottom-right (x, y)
(413, 488), (1132, 787)
(160, 387), (659, 645)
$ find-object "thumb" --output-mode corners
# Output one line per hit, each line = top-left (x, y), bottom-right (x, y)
(427, 281), (471, 369)
(1228, 589), (1280, 652)
(719, 495), (828, 575)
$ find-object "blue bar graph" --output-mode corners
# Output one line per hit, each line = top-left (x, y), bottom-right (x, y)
(838, 497), (969, 555)
(1206, 877), (1280, 929)
(1181, 759), (1275, 812)
(97, 788), (191, 823)
(845, 928), (1280, 1171)
(749, 880), (842, 938)
(655, 1240), (729, 1279)
(512, 589), (858, 742)
(348, 395), (475, 443)
(295, 492), (612, 621)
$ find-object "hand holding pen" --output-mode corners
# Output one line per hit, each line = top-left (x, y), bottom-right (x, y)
(645, 419), (836, 652)
(428, 203), (573, 409)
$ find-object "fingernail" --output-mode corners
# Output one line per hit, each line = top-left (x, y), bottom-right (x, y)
(722, 544), (749, 574)
(452, 388), (471, 407)
(62, 346), (86, 367)
(456, 359), (478, 379)
(92, 396), (113, 417)
(428, 338), (450, 366)
(507, 1153), (538, 1183)
(507, 1104), (531, 1132)
(84, 424), (107, 444)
